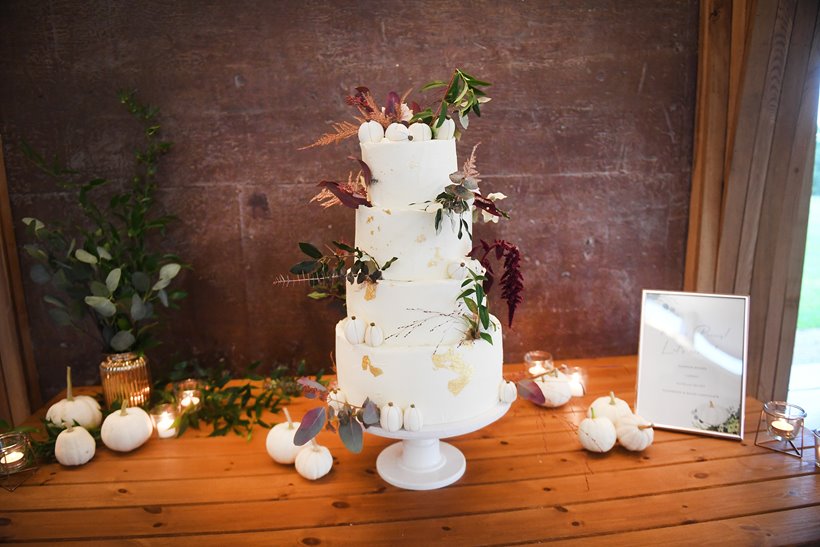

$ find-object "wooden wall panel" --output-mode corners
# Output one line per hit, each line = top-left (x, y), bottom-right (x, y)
(0, 1), (699, 400)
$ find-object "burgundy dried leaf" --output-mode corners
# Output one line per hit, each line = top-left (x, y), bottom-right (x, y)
(294, 406), (326, 446)
(517, 379), (545, 405)
(297, 377), (329, 400)
(317, 180), (371, 209)
(410, 101), (421, 114)
(385, 91), (400, 117)
(348, 156), (372, 186)
(473, 195), (504, 219)
(470, 239), (524, 327)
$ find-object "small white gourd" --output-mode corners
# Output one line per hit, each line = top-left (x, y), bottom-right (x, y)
(403, 404), (423, 432)
(54, 425), (96, 466)
(344, 316), (366, 344)
(358, 120), (384, 143)
(379, 402), (403, 432)
(408, 122), (432, 142)
(100, 402), (153, 453)
(364, 322), (384, 347)
(433, 118), (456, 140)
(295, 441), (333, 480)
(578, 409), (617, 453)
(46, 366), (102, 429)
(616, 414), (654, 452)
(499, 380), (517, 404)
(587, 391), (632, 426)
(266, 408), (302, 464)
(536, 372), (572, 408)
(385, 123), (410, 141)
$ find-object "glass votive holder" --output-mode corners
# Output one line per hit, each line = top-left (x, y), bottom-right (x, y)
(175, 379), (203, 411)
(0, 432), (35, 475)
(559, 364), (586, 397)
(762, 401), (805, 441)
(150, 404), (178, 439)
(812, 429), (819, 469)
(524, 350), (554, 376)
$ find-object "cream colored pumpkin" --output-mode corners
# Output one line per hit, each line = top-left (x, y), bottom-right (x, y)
(499, 380), (517, 404)
(578, 409), (617, 453)
(364, 322), (384, 347)
(379, 402), (403, 432)
(343, 316), (366, 345)
(100, 403), (153, 452)
(358, 120), (384, 143)
(295, 441), (333, 480)
(408, 123), (432, 142)
(265, 420), (302, 464)
(587, 391), (632, 425)
(403, 404), (423, 432)
(46, 366), (102, 429)
(54, 425), (96, 466)
(433, 118), (456, 140)
(616, 414), (654, 452)
(536, 372), (572, 408)
(385, 123), (410, 141)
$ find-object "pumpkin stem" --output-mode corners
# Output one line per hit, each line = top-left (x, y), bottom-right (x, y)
(66, 366), (74, 401)
(609, 391), (616, 405)
(590, 407), (596, 419)
(283, 407), (294, 429)
(638, 424), (653, 431)
(120, 399), (129, 416)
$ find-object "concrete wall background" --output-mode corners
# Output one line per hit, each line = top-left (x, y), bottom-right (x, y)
(0, 0), (698, 400)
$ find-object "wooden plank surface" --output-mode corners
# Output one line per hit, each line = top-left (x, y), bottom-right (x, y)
(1, 356), (817, 545)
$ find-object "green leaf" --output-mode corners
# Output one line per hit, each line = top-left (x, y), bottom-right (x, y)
(22, 217), (45, 232)
(48, 308), (73, 326)
(106, 268), (122, 293)
(159, 263), (181, 281)
(480, 332), (494, 345)
(90, 280), (110, 297)
(298, 242), (323, 259)
(458, 110), (469, 129)
(152, 277), (171, 291)
(75, 249), (98, 264)
(331, 241), (355, 253)
(420, 80), (448, 91)
(479, 306), (490, 330)
(84, 296), (116, 317)
(131, 294), (146, 321)
(30, 264), (50, 284)
(169, 290), (188, 301)
(457, 288), (475, 300)
(307, 291), (329, 300)
(110, 330), (136, 352)
(132, 272), (150, 293)
(43, 295), (65, 308)
(290, 260), (317, 275)
(24, 244), (48, 261)
(96, 246), (112, 261)
(338, 416), (363, 453)
(464, 297), (479, 314)
(158, 289), (169, 307)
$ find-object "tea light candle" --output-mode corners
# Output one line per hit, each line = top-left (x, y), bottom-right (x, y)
(151, 404), (178, 439)
(179, 391), (201, 409)
(770, 419), (795, 437)
(569, 370), (585, 397)
(525, 351), (553, 376)
(175, 379), (203, 411)
(0, 431), (31, 475)
(0, 450), (25, 472)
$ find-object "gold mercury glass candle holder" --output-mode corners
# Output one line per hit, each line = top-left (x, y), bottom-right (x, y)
(754, 401), (806, 458)
(0, 432), (38, 492)
(100, 352), (152, 408)
(175, 379), (203, 411)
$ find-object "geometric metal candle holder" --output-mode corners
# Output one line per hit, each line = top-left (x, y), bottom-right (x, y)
(0, 432), (39, 492)
(754, 401), (806, 458)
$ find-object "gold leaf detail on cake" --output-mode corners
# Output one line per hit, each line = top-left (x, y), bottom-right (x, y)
(364, 281), (377, 301)
(431, 349), (473, 396)
(361, 355), (383, 377)
(366, 215), (374, 224)
(416, 234), (427, 243)
(384, 209), (392, 215)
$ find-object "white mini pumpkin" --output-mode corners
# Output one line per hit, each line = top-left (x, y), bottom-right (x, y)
(385, 123), (410, 141)
(578, 409), (617, 453)
(616, 414), (654, 452)
(46, 366), (102, 429)
(100, 403), (153, 452)
(408, 122), (432, 142)
(295, 441), (333, 480)
(266, 421), (302, 464)
(343, 316), (366, 344)
(379, 402), (403, 432)
(364, 322), (384, 347)
(499, 380), (518, 404)
(537, 372), (572, 408)
(403, 404), (423, 432)
(587, 391), (632, 425)
(54, 425), (96, 466)
(433, 118), (456, 140)
(358, 120), (384, 143)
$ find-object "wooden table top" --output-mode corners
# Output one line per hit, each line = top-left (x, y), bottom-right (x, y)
(1, 355), (818, 545)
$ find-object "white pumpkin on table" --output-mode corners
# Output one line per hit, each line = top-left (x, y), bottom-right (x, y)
(616, 414), (655, 452)
(266, 408), (303, 465)
(46, 366), (102, 429)
(54, 425), (96, 466)
(578, 408), (617, 453)
(587, 391), (632, 425)
(295, 440), (333, 480)
(535, 370), (572, 408)
(100, 402), (153, 452)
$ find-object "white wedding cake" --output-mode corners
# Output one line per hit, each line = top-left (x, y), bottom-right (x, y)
(335, 125), (506, 426)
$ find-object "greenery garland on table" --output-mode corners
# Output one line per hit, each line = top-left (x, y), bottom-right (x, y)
(0, 359), (317, 462)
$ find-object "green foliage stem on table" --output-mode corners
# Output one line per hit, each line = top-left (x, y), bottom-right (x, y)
(20, 90), (186, 354)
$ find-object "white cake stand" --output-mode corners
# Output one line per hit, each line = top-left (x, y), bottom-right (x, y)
(366, 401), (511, 491)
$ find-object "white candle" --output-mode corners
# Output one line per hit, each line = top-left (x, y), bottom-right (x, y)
(528, 364), (548, 376)
(569, 371), (585, 397)
(0, 450), (24, 466)
(771, 419), (794, 436)
(155, 412), (177, 439)
(180, 392), (201, 409)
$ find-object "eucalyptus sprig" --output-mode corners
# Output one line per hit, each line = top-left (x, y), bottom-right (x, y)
(281, 241), (397, 302)
(411, 68), (491, 131)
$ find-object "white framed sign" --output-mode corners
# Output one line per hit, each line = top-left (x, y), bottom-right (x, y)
(636, 290), (749, 440)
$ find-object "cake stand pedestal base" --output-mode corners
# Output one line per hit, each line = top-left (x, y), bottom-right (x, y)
(368, 401), (511, 491)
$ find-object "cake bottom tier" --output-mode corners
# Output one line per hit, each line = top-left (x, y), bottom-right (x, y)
(335, 318), (504, 426)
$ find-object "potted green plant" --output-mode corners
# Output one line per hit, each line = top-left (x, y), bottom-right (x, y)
(21, 91), (186, 407)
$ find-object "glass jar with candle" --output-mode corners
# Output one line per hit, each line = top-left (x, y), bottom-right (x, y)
(762, 401), (806, 441)
(0, 432), (34, 475)
(175, 379), (203, 411)
(524, 350), (553, 376)
(150, 404), (178, 439)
